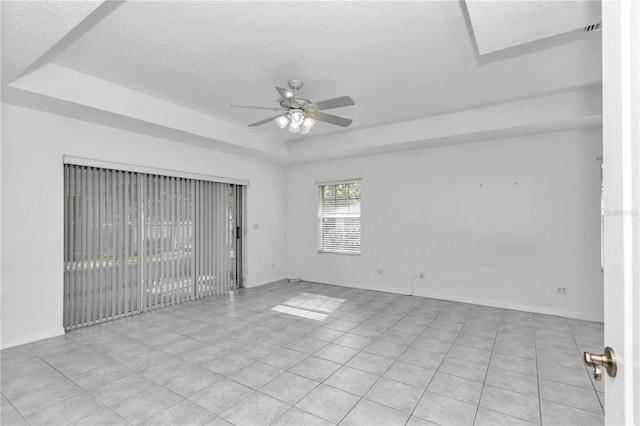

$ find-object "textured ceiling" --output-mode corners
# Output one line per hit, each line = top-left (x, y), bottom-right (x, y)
(1, 1), (602, 160)
(50, 1), (474, 133)
(466, 0), (601, 54)
(0, 1), (101, 84)
(46, 1), (601, 139)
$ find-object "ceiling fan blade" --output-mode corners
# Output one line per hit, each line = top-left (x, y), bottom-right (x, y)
(276, 87), (297, 107)
(305, 96), (355, 112)
(248, 115), (282, 127)
(308, 111), (353, 128)
(231, 105), (287, 111)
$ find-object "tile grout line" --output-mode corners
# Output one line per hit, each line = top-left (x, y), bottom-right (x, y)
(17, 344), (113, 422)
(68, 315), (255, 425)
(279, 299), (400, 425)
(535, 317), (606, 423)
(219, 297), (402, 425)
(406, 308), (468, 425)
(17, 339), (135, 424)
(2, 283), (605, 426)
(70, 329), (206, 425)
(470, 309), (502, 425)
(294, 302), (440, 424)
(1, 394), (30, 426)
(534, 315), (544, 425)
(275, 289), (443, 424)
(332, 304), (415, 424)
(568, 320), (606, 414)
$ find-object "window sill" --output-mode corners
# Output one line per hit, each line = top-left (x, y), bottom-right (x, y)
(318, 250), (361, 256)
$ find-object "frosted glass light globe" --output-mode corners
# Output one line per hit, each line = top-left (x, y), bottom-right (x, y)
(290, 111), (304, 125)
(275, 115), (289, 129)
(302, 117), (316, 129)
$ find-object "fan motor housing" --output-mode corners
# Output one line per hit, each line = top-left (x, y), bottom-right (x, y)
(279, 99), (310, 109)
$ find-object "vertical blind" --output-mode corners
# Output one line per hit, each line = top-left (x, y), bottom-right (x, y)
(318, 181), (361, 254)
(64, 164), (241, 330)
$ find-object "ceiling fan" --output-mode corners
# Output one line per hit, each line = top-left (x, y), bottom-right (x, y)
(231, 79), (355, 134)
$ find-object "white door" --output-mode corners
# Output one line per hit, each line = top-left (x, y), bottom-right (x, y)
(602, 1), (639, 424)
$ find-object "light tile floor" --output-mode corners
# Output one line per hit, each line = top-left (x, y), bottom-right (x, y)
(1, 281), (605, 425)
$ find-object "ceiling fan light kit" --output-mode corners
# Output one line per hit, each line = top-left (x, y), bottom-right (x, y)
(232, 79), (355, 135)
(280, 108), (316, 134)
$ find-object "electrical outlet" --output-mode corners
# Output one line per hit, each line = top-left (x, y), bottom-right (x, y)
(557, 287), (568, 295)
(419, 272), (425, 279)
(378, 269), (384, 275)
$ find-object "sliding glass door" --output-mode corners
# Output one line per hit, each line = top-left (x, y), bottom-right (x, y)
(63, 164), (243, 330)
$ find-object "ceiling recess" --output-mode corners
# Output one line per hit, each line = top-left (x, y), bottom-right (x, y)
(465, 0), (601, 54)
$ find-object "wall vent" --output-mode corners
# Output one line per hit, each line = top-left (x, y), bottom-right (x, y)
(583, 23), (602, 33)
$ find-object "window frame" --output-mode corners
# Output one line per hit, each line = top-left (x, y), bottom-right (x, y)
(316, 179), (362, 255)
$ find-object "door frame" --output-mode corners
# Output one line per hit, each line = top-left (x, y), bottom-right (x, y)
(234, 184), (245, 289)
(602, 0), (639, 424)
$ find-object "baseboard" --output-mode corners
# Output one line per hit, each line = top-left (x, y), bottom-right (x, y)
(299, 278), (603, 323)
(1, 327), (66, 350)
(243, 277), (288, 289)
(327, 280), (409, 297)
(412, 289), (603, 323)
(300, 277), (411, 297)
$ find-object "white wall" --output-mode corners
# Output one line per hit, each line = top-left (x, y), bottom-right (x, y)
(1, 104), (287, 349)
(286, 128), (604, 321)
(0, 101), (604, 349)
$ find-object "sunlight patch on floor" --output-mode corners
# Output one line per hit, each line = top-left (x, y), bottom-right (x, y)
(282, 293), (345, 313)
(271, 305), (328, 320)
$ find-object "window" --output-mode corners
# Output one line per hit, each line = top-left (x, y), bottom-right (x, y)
(318, 180), (361, 254)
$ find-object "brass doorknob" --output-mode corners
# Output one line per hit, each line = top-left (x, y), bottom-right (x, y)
(583, 347), (617, 381)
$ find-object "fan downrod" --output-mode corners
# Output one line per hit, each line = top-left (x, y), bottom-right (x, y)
(288, 79), (303, 90)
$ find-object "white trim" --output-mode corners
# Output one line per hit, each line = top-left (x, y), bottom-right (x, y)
(412, 290), (604, 323)
(315, 178), (362, 186)
(174, 275), (605, 323)
(63, 155), (249, 186)
(323, 279), (406, 297)
(300, 278), (604, 323)
(620, 2), (636, 421)
(317, 250), (361, 256)
(243, 277), (288, 288)
(1, 327), (66, 350)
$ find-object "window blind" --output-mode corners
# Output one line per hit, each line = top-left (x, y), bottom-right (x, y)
(143, 174), (193, 309)
(64, 166), (140, 328)
(64, 164), (241, 330)
(318, 181), (361, 254)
